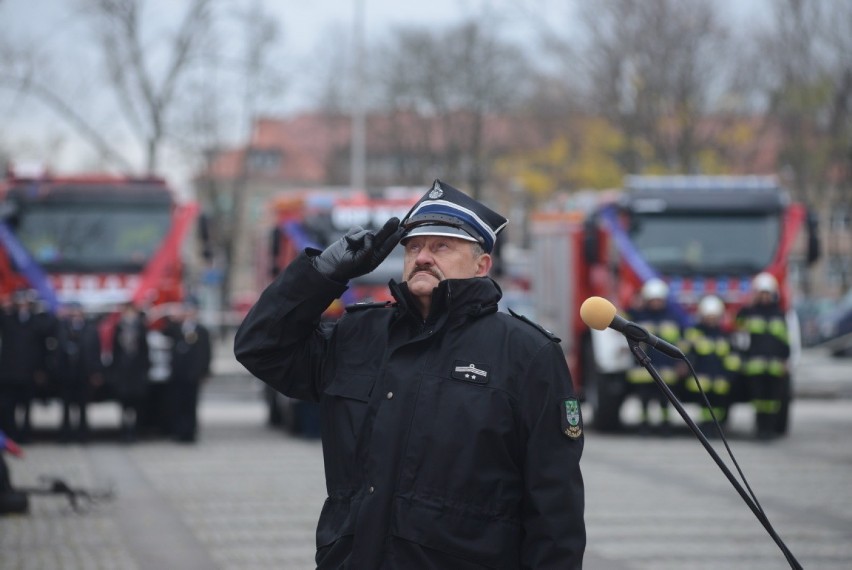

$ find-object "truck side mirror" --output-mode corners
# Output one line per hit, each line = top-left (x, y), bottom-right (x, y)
(270, 227), (281, 277)
(0, 199), (20, 229)
(806, 209), (820, 266)
(197, 213), (213, 261)
(582, 216), (599, 264)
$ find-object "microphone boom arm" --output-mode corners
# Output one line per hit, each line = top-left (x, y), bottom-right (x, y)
(626, 339), (802, 570)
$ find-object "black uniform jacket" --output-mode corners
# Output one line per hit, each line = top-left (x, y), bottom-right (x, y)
(235, 253), (585, 570)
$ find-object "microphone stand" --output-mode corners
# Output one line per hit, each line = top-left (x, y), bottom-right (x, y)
(626, 339), (803, 570)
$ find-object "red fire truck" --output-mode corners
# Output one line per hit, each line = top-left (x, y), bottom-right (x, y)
(0, 169), (199, 402)
(258, 188), (419, 433)
(530, 175), (820, 434)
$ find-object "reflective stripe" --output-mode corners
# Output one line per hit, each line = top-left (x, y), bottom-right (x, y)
(627, 368), (654, 383)
(752, 399), (781, 413)
(768, 319), (788, 342)
(694, 339), (715, 355)
(686, 375), (730, 394)
(742, 316), (768, 334)
(661, 369), (678, 385)
(658, 322), (681, 343)
(743, 357), (786, 377)
(701, 407), (727, 422)
(714, 379), (731, 395)
(724, 354), (741, 371)
(685, 375), (712, 393)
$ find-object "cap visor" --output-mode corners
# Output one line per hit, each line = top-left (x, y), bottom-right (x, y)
(402, 225), (478, 243)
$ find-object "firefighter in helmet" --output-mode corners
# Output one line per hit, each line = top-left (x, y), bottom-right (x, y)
(682, 295), (741, 437)
(735, 272), (790, 440)
(625, 278), (683, 434)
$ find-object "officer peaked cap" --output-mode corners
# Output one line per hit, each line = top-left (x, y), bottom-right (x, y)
(401, 179), (507, 253)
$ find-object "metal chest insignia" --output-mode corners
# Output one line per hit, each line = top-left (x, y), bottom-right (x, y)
(452, 360), (489, 384)
(562, 398), (583, 439)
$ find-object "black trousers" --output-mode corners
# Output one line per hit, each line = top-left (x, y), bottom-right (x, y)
(0, 385), (33, 440)
(169, 380), (200, 442)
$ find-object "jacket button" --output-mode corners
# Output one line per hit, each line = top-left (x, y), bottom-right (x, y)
(386, 392), (393, 399)
(368, 486), (375, 494)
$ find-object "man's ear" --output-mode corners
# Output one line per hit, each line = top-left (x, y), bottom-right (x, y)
(475, 253), (493, 277)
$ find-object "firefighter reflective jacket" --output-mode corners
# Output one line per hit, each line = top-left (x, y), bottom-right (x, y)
(234, 253), (585, 569)
(735, 302), (790, 378)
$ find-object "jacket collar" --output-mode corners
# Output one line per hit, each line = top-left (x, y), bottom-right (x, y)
(389, 277), (502, 325)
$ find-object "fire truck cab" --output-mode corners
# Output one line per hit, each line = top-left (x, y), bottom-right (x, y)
(0, 168), (198, 409)
(531, 175), (818, 433)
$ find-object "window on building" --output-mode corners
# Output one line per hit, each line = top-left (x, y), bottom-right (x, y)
(247, 149), (282, 174)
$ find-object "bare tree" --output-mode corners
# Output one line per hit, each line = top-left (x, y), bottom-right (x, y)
(369, 18), (532, 198)
(181, 0), (284, 318)
(570, 0), (730, 173)
(753, 0), (852, 290)
(0, 21), (133, 170)
(81, 0), (214, 174)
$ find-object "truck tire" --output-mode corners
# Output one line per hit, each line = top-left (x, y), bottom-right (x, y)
(583, 342), (624, 432)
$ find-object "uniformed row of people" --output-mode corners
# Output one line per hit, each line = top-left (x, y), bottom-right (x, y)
(0, 292), (211, 443)
(625, 273), (791, 440)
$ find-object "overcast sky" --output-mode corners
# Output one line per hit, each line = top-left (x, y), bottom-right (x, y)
(0, 0), (762, 193)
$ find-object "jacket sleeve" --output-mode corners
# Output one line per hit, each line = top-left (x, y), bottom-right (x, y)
(233, 251), (349, 402)
(520, 340), (585, 570)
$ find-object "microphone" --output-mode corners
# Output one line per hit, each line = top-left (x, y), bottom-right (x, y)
(580, 296), (684, 359)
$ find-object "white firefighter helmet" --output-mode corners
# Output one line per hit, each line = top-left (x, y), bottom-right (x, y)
(752, 272), (779, 293)
(641, 278), (669, 301)
(698, 295), (725, 318)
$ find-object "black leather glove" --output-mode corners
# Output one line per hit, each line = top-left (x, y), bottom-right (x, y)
(313, 217), (403, 283)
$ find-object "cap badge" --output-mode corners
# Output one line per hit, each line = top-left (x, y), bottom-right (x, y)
(428, 181), (443, 200)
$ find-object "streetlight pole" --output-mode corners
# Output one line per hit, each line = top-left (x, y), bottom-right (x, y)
(350, 0), (366, 193)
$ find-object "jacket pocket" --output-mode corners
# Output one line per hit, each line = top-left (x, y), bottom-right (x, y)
(322, 372), (374, 402)
(320, 372), (376, 487)
(391, 495), (521, 569)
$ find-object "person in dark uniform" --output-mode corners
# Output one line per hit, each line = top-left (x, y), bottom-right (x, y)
(164, 299), (211, 443)
(625, 278), (683, 435)
(56, 302), (102, 443)
(0, 290), (54, 442)
(0, 429), (28, 515)
(235, 179), (585, 569)
(109, 303), (151, 442)
(682, 295), (741, 437)
(735, 272), (790, 440)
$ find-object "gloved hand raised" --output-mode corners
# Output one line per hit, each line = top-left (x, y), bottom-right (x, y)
(313, 217), (403, 283)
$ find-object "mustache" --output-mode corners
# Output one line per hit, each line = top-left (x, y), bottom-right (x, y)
(407, 265), (443, 281)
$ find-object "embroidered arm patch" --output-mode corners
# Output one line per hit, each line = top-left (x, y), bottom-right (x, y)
(562, 397), (583, 439)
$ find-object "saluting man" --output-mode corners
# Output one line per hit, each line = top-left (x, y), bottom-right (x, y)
(235, 179), (585, 569)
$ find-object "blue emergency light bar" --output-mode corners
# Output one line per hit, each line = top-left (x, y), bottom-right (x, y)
(625, 175), (780, 192)
(622, 175), (789, 213)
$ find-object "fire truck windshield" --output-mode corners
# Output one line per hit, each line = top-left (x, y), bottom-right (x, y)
(15, 202), (172, 272)
(630, 212), (781, 275)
